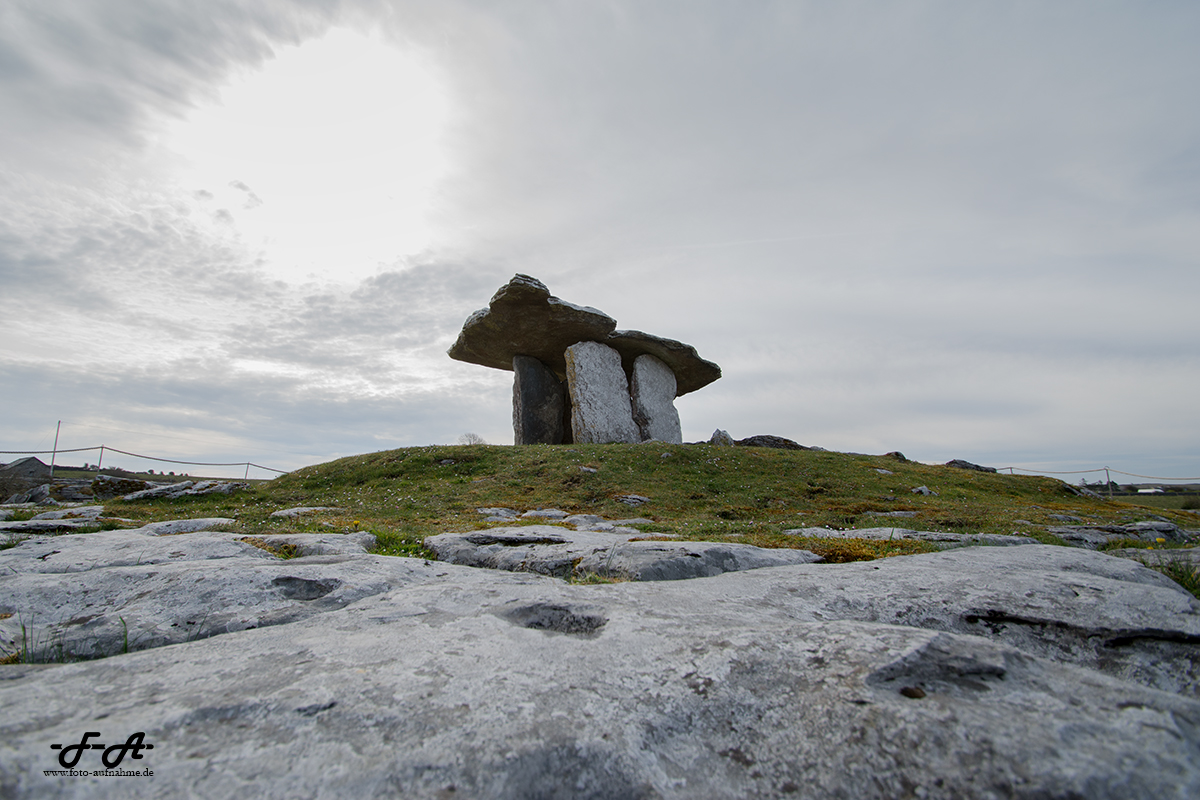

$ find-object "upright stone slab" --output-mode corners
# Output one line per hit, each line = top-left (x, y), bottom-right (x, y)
(512, 355), (566, 445)
(564, 341), (640, 444)
(630, 354), (682, 443)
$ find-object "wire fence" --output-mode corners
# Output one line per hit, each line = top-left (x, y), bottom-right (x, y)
(999, 466), (1200, 481)
(0, 445), (287, 480)
(4, 444), (1197, 487)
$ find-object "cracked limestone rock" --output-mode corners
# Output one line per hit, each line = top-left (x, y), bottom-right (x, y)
(2, 543), (1198, 798)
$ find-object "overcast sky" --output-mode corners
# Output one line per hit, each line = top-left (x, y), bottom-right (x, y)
(2, 0), (1197, 482)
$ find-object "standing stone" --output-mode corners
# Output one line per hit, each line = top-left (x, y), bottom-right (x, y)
(630, 354), (682, 443)
(512, 355), (566, 445)
(564, 341), (640, 444)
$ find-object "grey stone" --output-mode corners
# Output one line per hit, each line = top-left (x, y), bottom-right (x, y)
(629, 354), (682, 443)
(1049, 513), (1083, 523)
(614, 494), (651, 506)
(564, 341), (640, 444)
(424, 526), (817, 582)
(945, 459), (997, 473)
(561, 515), (653, 534)
(604, 329), (721, 396)
(875, 468), (894, 475)
(784, 526), (1036, 547)
(1047, 522), (1197, 549)
(0, 530), (486, 662)
(242, 532), (378, 557)
(862, 510), (916, 518)
(1049, 527), (1122, 549)
(138, 518), (236, 536)
(735, 434), (807, 450)
(2, 545), (1199, 798)
(709, 429), (734, 446)
(562, 514), (606, 528)
(28, 506), (103, 521)
(0, 518), (100, 534)
(175, 480), (247, 497)
(512, 354), (568, 445)
(579, 465), (597, 473)
(576, 539), (822, 581)
(90, 474), (152, 498)
(911, 485), (937, 496)
(121, 481), (195, 500)
(5, 484), (51, 504)
(447, 274), (617, 377)
(269, 506), (339, 519)
(520, 508), (568, 520)
(476, 507), (518, 518)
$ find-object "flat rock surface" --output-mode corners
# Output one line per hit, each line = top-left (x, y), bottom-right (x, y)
(1048, 522), (1197, 547)
(2, 545), (1199, 798)
(424, 525), (821, 581)
(785, 526), (1036, 547)
(0, 529), (435, 661)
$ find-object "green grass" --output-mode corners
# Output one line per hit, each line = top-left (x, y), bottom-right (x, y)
(1125, 494), (1200, 511)
(85, 443), (1197, 565)
(1154, 561), (1200, 599)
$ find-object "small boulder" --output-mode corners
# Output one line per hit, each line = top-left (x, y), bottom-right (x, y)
(91, 474), (152, 498)
(736, 435), (808, 450)
(946, 459), (998, 473)
(709, 429), (735, 446)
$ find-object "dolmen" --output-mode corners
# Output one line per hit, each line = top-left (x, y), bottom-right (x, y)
(448, 275), (720, 445)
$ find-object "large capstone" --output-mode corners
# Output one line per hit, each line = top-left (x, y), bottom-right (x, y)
(605, 329), (721, 396)
(447, 274), (616, 377)
(630, 354), (682, 443)
(512, 355), (567, 445)
(564, 341), (640, 444)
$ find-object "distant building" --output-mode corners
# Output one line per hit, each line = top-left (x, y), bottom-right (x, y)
(1137, 487), (1164, 494)
(0, 456), (52, 481)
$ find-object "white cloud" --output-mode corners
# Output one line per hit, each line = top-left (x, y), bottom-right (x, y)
(1, 1), (1198, 480)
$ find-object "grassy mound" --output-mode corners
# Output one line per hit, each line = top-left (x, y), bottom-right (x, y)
(99, 443), (1198, 567)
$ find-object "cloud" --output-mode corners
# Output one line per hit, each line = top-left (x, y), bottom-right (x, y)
(228, 180), (263, 208)
(1, 1), (1198, 479)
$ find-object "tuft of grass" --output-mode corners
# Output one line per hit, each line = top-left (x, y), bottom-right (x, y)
(368, 528), (437, 559)
(567, 572), (628, 585)
(239, 537), (302, 559)
(1101, 537), (1189, 552)
(1150, 560), (1200, 599)
(1, 534), (28, 552)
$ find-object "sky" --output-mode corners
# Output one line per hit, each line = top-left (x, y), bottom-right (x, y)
(1, 0), (1198, 483)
